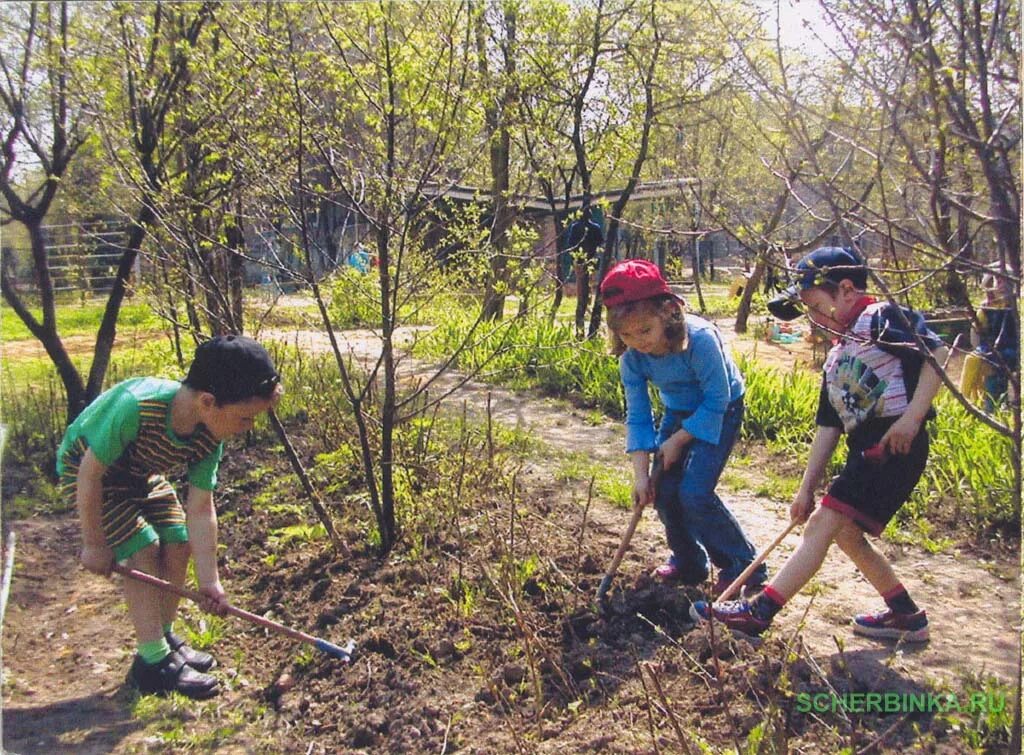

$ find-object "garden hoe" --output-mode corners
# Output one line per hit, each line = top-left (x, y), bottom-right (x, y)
(715, 519), (798, 602)
(113, 564), (356, 662)
(595, 452), (664, 604)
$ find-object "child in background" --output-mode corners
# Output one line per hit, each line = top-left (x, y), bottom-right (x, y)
(58, 335), (283, 698)
(601, 259), (766, 596)
(691, 247), (947, 642)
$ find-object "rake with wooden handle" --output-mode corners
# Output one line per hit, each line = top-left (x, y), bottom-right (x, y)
(112, 563), (355, 661)
(595, 453), (664, 603)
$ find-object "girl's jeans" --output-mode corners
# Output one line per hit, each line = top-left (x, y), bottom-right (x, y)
(653, 398), (765, 585)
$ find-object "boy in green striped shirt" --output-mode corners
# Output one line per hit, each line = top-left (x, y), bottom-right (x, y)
(57, 335), (282, 699)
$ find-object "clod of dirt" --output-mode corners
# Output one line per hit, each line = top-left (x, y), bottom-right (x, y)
(633, 571), (655, 590)
(587, 733), (616, 750)
(350, 725), (379, 748)
(362, 632), (398, 659)
(632, 587), (656, 606)
(309, 578), (332, 601)
(683, 627), (761, 663)
(580, 554), (601, 574)
(474, 686), (497, 705)
(365, 712), (389, 733)
(277, 692), (309, 718)
(540, 724), (562, 740)
(570, 658), (593, 681)
(316, 608), (341, 628)
(433, 638), (457, 660)
(523, 578), (543, 596)
(502, 663), (526, 686)
(789, 657), (814, 682)
(563, 609), (599, 641)
(273, 672), (297, 695)
(399, 564), (428, 585)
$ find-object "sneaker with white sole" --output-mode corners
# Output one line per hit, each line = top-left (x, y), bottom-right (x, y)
(852, 608), (929, 642)
(689, 598), (771, 635)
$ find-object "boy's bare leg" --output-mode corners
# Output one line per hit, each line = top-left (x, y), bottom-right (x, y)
(158, 542), (191, 628)
(832, 519), (901, 595)
(767, 506), (848, 600)
(123, 544), (166, 644)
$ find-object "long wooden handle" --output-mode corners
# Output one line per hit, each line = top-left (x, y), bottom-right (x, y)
(715, 520), (798, 603)
(596, 454), (664, 601)
(112, 564), (354, 661)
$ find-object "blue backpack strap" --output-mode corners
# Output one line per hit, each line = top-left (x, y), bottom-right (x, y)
(870, 304), (944, 418)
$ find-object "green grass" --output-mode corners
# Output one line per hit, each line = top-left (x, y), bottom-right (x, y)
(1, 300), (162, 341)
(412, 304), (624, 416)
(555, 452), (634, 509)
(752, 471), (802, 501)
(131, 692), (250, 749)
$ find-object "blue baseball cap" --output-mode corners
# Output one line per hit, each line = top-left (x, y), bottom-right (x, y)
(767, 246), (868, 320)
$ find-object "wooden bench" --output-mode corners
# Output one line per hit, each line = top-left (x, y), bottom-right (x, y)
(667, 277), (697, 293)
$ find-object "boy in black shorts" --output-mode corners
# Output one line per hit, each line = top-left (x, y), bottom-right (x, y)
(691, 247), (947, 642)
(58, 335), (282, 697)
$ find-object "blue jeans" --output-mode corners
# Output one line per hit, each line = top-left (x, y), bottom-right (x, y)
(653, 398), (765, 585)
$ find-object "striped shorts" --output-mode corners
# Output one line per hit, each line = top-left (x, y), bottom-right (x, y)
(60, 439), (190, 561)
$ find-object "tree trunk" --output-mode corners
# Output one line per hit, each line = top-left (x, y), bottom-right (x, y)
(1, 222), (89, 421)
(85, 210), (151, 408)
(226, 208), (246, 332)
(735, 251), (767, 334)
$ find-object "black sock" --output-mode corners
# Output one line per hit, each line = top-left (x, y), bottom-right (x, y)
(883, 585), (919, 614)
(751, 586), (785, 621)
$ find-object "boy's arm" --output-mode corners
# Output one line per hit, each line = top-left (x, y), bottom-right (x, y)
(185, 486), (228, 613)
(77, 448), (114, 575)
(880, 345), (949, 455)
(791, 426), (842, 523)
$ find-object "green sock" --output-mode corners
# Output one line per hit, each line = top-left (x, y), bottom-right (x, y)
(138, 637), (172, 665)
(162, 622), (174, 636)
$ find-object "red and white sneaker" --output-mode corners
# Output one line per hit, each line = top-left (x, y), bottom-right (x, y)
(852, 608), (929, 642)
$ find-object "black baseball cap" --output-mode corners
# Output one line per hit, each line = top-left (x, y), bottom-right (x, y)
(767, 246), (868, 321)
(184, 335), (280, 404)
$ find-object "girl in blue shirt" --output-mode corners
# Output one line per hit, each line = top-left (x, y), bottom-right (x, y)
(601, 259), (765, 595)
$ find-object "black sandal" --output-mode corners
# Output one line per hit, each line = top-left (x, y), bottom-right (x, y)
(128, 650), (219, 699)
(165, 631), (217, 672)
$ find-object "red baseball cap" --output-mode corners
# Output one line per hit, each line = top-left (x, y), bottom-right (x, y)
(600, 259), (676, 308)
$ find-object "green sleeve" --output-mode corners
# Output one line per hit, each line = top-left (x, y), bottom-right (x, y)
(79, 388), (142, 466)
(187, 442), (224, 491)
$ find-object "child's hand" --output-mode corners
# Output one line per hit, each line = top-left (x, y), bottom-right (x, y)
(632, 478), (653, 509)
(879, 415), (921, 456)
(198, 580), (229, 616)
(659, 435), (686, 470)
(790, 491), (815, 524)
(80, 543), (114, 576)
